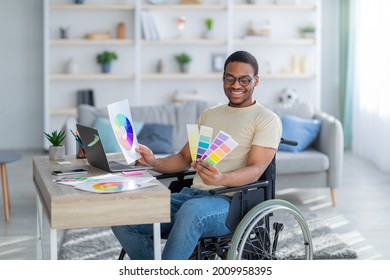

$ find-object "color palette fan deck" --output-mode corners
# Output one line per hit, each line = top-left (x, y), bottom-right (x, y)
(186, 124), (238, 166)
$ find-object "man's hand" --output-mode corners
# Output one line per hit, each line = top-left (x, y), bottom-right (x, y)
(191, 159), (223, 186)
(135, 144), (157, 167)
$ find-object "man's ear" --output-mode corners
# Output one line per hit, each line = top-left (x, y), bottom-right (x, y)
(254, 75), (260, 86)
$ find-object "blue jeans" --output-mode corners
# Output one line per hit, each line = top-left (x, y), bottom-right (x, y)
(111, 187), (232, 260)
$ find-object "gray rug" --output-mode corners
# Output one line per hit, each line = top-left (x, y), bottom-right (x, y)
(58, 216), (357, 260)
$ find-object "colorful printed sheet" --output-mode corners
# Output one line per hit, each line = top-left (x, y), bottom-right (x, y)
(54, 174), (157, 193)
(107, 99), (141, 165)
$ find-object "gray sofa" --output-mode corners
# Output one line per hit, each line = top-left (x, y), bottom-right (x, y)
(64, 100), (343, 207)
(266, 102), (343, 207)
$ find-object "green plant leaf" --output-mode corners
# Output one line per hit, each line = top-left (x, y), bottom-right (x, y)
(44, 130), (66, 146)
(96, 50), (118, 64)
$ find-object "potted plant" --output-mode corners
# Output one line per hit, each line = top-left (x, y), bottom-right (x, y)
(174, 52), (192, 73)
(96, 50), (118, 73)
(298, 24), (315, 38)
(44, 130), (66, 160)
(203, 18), (214, 39)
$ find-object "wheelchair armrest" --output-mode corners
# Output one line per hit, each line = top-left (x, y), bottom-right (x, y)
(209, 180), (270, 195)
(153, 169), (196, 180)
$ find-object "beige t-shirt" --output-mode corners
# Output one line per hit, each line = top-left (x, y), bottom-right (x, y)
(192, 101), (282, 191)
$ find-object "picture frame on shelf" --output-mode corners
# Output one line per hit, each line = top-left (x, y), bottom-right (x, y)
(211, 53), (226, 72)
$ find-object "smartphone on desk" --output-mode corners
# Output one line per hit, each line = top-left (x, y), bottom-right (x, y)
(52, 168), (88, 176)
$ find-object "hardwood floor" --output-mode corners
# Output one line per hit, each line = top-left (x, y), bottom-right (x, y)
(1, 149), (390, 260)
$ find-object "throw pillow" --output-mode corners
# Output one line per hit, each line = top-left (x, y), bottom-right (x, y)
(93, 117), (144, 153)
(137, 123), (174, 154)
(279, 114), (322, 152)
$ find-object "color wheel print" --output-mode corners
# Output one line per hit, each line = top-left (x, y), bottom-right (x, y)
(93, 182), (124, 192)
(113, 113), (134, 151)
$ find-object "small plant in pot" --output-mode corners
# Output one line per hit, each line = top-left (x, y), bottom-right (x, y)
(203, 18), (214, 39)
(175, 52), (192, 73)
(298, 24), (315, 38)
(44, 130), (66, 161)
(96, 50), (118, 73)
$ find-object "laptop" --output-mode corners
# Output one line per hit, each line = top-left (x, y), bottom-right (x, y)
(76, 124), (153, 173)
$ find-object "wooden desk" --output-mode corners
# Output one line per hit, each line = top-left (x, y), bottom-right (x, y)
(32, 155), (170, 260)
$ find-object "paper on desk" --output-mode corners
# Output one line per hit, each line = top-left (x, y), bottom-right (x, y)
(54, 174), (157, 193)
(107, 99), (141, 165)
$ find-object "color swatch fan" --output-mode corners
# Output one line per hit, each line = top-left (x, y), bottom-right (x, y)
(107, 99), (141, 164)
(201, 130), (238, 166)
(186, 124), (238, 166)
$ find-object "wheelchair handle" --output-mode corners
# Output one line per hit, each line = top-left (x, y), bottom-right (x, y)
(280, 138), (298, 146)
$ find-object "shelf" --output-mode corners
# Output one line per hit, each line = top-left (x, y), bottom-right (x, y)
(263, 73), (315, 79)
(50, 4), (135, 10)
(235, 38), (315, 45)
(234, 4), (316, 11)
(142, 39), (226, 45)
(142, 72), (222, 80)
(51, 107), (77, 116)
(50, 39), (134, 45)
(50, 73), (134, 80)
(141, 4), (227, 10)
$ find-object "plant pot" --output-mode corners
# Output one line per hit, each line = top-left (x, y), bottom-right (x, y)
(49, 145), (65, 161)
(179, 63), (190, 73)
(101, 63), (112, 73)
(202, 30), (215, 39)
(302, 32), (315, 39)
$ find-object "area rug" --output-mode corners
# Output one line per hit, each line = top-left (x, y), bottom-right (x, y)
(58, 216), (357, 260)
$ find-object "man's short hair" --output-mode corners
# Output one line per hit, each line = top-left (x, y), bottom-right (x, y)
(223, 51), (259, 76)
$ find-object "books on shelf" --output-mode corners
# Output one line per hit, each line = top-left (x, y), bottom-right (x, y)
(141, 10), (160, 41)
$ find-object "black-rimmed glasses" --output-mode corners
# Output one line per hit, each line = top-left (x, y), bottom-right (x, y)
(223, 75), (256, 86)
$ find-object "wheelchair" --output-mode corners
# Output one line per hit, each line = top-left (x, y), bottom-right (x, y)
(118, 138), (313, 260)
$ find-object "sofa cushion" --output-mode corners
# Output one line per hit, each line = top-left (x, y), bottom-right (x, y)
(279, 115), (322, 152)
(265, 102), (315, 119)
(276, 150), (329, 174)
(93, 117), (144, 153)
(138, 123), (174, 154)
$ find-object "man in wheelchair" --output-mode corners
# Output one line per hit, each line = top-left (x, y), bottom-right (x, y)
(111, 50), (282, 260)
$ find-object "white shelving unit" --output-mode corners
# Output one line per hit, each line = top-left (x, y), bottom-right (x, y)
(43, 0), (321, 147)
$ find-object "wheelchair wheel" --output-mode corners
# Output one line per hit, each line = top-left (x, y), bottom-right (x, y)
(227, 199), (313, 260)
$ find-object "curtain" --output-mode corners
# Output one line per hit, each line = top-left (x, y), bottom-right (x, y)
(352, 0), (390, 172)
(339, 0), (356, 150)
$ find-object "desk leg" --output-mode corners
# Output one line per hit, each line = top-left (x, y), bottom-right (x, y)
(153, 223), (161, 260)
(50, 229), (58, 260)
(36, 195), (43, 260)
(36, 195), (58, 260)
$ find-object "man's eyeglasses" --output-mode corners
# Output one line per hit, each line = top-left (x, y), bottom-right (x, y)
(223, 75), (256, 86)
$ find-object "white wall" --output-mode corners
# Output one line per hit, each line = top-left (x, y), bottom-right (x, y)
(0, 0), (44, 150)
(0, 0), (340, 150)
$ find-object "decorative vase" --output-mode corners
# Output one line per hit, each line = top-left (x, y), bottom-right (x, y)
(101, 63), (111, 73)
(49, 145), (65, 161)
(117, 22), (126, 39)
(66, 58), (79, 74)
